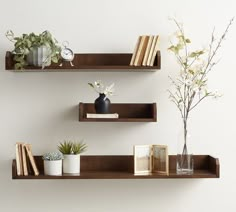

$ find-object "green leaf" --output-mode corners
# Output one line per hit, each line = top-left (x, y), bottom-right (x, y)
(185, 38), (191, 43)
(88, 83), (94, 88)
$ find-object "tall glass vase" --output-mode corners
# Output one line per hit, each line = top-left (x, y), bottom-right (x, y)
(176, 122), (194, 175)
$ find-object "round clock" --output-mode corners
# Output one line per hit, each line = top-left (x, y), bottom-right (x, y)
(60, 41), (74, 66)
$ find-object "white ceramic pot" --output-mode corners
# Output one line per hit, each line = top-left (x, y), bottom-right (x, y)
(44, 160), (62, 175)
(63, 154), (80, 174)
(27, 46), (51, 67)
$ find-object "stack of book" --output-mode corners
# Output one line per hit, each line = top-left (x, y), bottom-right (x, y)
(130, 35), (159, 66)
(15, 142), (39, 176)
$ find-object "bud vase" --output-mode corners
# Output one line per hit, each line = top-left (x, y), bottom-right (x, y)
(94, 93), (110, 114)
(176, 124), (194, 175)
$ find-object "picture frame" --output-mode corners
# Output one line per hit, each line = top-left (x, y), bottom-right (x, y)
(152, 145), (169, 175)
(134, 145), (152, 174)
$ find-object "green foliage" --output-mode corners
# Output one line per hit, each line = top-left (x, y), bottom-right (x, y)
(6, 30), (61, 70)
(58, 140), (87, 155)
(42, 152), (64, 161)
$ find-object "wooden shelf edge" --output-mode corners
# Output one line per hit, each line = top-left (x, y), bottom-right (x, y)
(12, 155), (219, 179)
(5, 52), (161, 71)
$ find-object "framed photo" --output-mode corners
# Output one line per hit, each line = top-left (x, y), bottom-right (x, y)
(152, 145), (169, 175)
(134, 145), (152, 174)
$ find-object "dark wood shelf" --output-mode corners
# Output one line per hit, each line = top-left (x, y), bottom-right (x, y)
(79, 103), (157, 122)
(5, 51), (161, 71)
(12, 155), (219, 179)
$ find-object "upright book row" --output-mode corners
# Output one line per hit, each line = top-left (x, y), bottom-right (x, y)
(15, 142), (39, 176)
(130, 35), (159, 67)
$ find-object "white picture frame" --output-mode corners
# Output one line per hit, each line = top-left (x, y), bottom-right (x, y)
(134, 145), (152, 174)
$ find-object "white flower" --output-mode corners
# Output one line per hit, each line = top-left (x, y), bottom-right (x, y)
(212, 90), (223, 98)
(184, 79), (192, 86)
(88, 80), (115, 97)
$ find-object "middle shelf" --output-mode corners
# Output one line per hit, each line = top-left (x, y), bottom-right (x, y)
(79, 102), (157, 122)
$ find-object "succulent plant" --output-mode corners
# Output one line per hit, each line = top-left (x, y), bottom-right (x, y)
(42, 152), (64, 161)
(58, 140), (87, 155)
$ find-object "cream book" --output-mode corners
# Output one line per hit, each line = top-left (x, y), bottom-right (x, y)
(147, 35), (158, 66)
(15, 143), (23, 176)
(130, 36), (142, 66)
(149, 35), (160, 66)
(21, 144), (28, 176)
(24, 144), (39, 176)
(134, 35), (149, 66)
(87, 113), (119, 118)
(142, 35), (154, 66)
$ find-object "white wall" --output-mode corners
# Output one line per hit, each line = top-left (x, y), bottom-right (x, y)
(0, 0), (235, 211)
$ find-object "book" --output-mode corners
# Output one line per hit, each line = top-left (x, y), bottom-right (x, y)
(142, 35), (154, 66)
(24, 144), (39, 176)
(15, 143), (23, 176)
(149, 35), (160, 66)
(87, 113), (119, 118)
(134, 35), (149, 66)
(134, 145), (168, 175)
(130, 36), (142, 66)
(21, 144), (28, 176)
(146, 35), (158, 66)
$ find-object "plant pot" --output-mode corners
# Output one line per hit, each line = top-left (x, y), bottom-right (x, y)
(27, 46), (51, 67)
(44, 160), (62, 175)
(63, 154), (80, 174)
(94, 93), (110, 114)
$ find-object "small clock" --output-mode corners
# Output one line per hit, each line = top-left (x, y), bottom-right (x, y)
(60, 41), (74, 66)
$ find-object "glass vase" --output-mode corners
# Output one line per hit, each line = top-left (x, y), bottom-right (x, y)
(176, 125), (194, 175)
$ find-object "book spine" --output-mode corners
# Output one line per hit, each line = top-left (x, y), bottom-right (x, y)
(149, 35), (160, 66)
(147, 35), (158, 66)
(25, 144), (39, 176)
(22, 144), (28, 176)
(15, 143), (22, 176)
(134, 35), (149, 66)
(130, 36), (142, 66)
(142, 35), (154, 66)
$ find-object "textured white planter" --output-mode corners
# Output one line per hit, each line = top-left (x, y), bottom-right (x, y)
(44, 160), (62, 176)
(63, 154), (80, 174)
(27, 46), (51, 67)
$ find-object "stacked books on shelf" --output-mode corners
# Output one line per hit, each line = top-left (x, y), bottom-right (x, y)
(15, 142), (39, 176)
(130, 35), (159, 66)
(86, 113), (119, 119)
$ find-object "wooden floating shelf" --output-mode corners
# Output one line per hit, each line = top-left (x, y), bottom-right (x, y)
(12, 155), (219, 179)
(79, 103), (157, 122)
(5, 51), (161, 71)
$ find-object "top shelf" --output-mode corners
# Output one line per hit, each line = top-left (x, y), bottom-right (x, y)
(5, 51), (161, 72)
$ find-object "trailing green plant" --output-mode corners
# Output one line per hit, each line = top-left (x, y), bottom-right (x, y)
(6, 30), (61, 70)
(42, 152), (64, 161)
(58, 140), (87, 155)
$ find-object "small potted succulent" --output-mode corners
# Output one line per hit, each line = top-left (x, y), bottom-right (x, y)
(58, 140), (87, 174)
(6, 30), (61, 70)
(88, 80), (115, 114)
(42, 152), (63, 176)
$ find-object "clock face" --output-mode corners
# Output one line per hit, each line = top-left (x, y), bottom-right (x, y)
(60, 48), (74, 61)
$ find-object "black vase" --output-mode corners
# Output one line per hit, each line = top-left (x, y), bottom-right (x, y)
(94, 93), (110, 114)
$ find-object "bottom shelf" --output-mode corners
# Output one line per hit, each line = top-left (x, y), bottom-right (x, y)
(12, 155), (219, 179)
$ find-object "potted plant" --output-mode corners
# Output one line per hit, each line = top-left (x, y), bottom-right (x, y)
(6, 30), (61, 70)
(88, 80), (115, 114)
(58, 140), (87, 174)
(42, 152), (63, 176)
